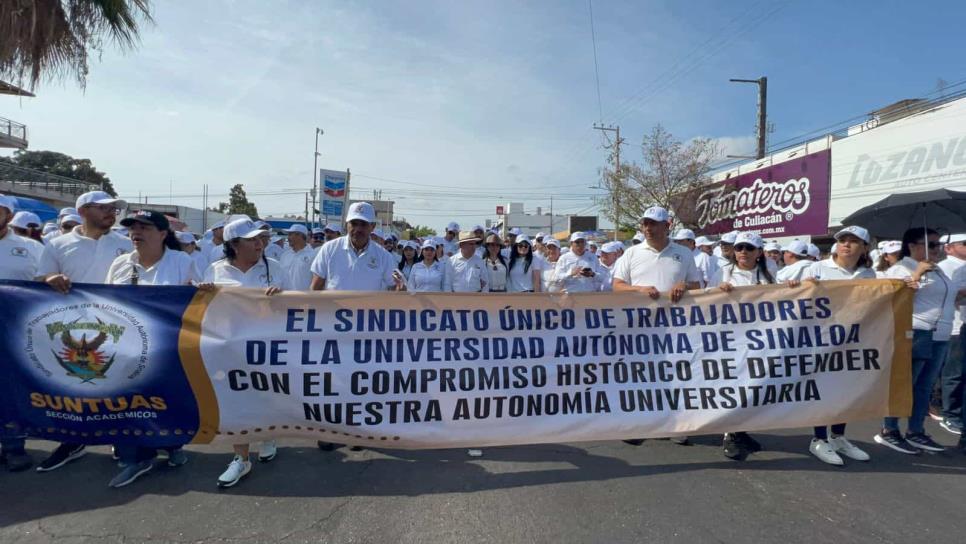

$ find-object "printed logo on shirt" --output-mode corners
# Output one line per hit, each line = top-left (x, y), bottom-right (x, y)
(367, 257), (378, 269)
(115, 248), (126, 256)
(10, 246), (28, 258)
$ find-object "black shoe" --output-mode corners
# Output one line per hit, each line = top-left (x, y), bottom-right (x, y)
(957, 437), (966, 454)
(622, 439), (645, 446)
(735, 432), (762, 453)
(905, 432), (945, 452)
(670, 436), (691, 446)
(1, 451), (32, 472)
(873, 430), (920, 455)
(722, 434), (746, 460)
(316, 441), (343, 451)
(36, 444), (86, 472)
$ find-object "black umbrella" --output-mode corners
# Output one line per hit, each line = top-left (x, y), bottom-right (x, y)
(841, 189), (966, 239)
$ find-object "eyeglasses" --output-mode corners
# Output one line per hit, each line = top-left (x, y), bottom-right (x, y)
(89, 204), (120, 214)
(734, 244), (758, 252)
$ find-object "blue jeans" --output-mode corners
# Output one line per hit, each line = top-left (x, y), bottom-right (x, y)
(884, 330), (950, 434)
(940, 324), (965, 423)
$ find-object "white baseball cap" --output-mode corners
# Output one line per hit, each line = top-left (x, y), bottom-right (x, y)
(42, 223), (58, 235)
(58, 207), (77, 218)
(672, 228), (695, 241)
(535, 232), (546, 240)
(545, 238), (561, 248)
(223, 217), (263, 240)
(323, 223), (343, 234)
(419, 238), (437, 251)
(632, 232), (645, 242)
(0, 194), (15, 213)
(720, 231), (738, 245)
(285, 224), (309, 236)
(807, 243), (821, 259)
(515, 234), (531, 246)
(10, 211), (41, 228)
(446, 221), (460, 233)
(782, 240), (809, 257)
(509, 227), (523, 236)
(372, 228), (386, 240)
(943, 233), (966, 244)
(588, 240), (599, 248)
(76, 190), (126, 210)
(569, 231), (587, 242)
(59, 213), (82, 226)
(600, 241), (623, 254)
(210, 220), (226, 230)
(882, 240), (902, 254)
(311, 227), (325, 235)
(694, 236), (713, 247)
(175, 231), (197, 244)
(641, 206), (670, 223)
(472, 224), (484, 232)
(253, 220), (271, 231)
(734, 231), (763, 248)
(834, 225), (870, 244)
(763, 242), (782, 252)
(346, 202), (376, 223)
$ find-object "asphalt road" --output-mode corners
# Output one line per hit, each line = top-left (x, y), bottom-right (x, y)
(1, 418), (964, 544)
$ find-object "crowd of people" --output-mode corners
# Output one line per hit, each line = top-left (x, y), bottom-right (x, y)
(1, 190), (964, 490)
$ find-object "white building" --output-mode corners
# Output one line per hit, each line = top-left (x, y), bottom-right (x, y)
(495, 202), (594, 238)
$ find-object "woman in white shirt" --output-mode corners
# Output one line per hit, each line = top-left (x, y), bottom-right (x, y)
(541, 239), (562, 292)
(874, 240), (902, 278)
(507, 235), (544, 293)
(875, 227), (965, 454)
(203, 217), (289, 489)
(715, 232), (774, 461)
(406, 239), (446, 292)
(800, 226), (876, 466)
(397, 241), (418, 280)
(104, 211), (198, 488)
(482, 233), (508, 293)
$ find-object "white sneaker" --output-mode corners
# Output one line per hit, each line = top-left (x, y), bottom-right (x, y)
(257, 440), (277, 463)
(829, 436), (870, 461)
(809, 438), (844, 466)
(217, 455), (252, 488)
(467, 449), (483, 457)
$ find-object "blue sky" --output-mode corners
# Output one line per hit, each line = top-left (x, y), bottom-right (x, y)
(3, 0), (964, 232)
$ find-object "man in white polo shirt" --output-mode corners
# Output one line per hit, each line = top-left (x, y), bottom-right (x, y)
(446, 231), (488, 292)
(613, 207), (702, 300)
(280, 224), (317, 290)
(441, 222), (460, 257)
(692, 236), (719, 288)
(33, 190), (131, 473)
(310, 202), (403, 292)
(775, 240), (812, 282)
(36, 190), (131, 293)
(596, 241), (623, 292)
(550, 232), (605, 293)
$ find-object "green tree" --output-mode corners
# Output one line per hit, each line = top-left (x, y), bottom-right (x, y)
(216, 184), (259, 219)
(0, 0), (153, 90)
(0, 149), (117, 195)
(410, 225), (436, 238)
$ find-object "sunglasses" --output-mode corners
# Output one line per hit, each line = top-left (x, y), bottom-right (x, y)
(734, 244), (759, 252)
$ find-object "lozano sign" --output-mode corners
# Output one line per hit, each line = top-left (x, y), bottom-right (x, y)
(694, 149), (830, 237)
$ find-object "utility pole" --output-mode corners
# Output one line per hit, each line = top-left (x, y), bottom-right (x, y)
(593, 123), (623, 240)
(311, 127), (323, 227)
(729, 77), (767, 159)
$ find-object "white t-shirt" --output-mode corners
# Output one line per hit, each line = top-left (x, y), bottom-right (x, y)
(776, 259), (813, 282)
(264, 243), (285, 261)
(939, 255), (966, 333)
(442, 238), (459, 258)
(37, 227), (133, 284)
(309, 236), (397, 291)
(612, 241), (702, 291)
(280, 245), (318, 291)
(203, 257), (290, 290)
(507, 254), (548, 292)
(406, 260), (447, 292)
(0, 229), (42, 280)
(804, 258), (876, 281)
(106, 249), (200, 285)
(885, 257), (956, 341)
(542, 260), (560, 292)
(206, 243), (226, 264)
(187, 250), (208, 278)
(693, 250), (719, 288)
(447, 253), (488, 292)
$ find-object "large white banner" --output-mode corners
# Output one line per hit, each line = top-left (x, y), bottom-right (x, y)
(829, 96), (966, 225)
(186, 281), (913, 448)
